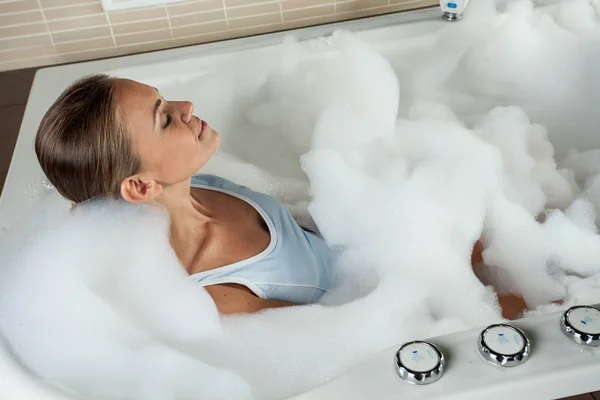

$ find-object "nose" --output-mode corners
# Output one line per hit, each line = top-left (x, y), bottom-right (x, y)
(178, 101), (194, 124)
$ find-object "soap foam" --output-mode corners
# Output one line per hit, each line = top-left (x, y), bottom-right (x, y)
(2, 1), (600, 399)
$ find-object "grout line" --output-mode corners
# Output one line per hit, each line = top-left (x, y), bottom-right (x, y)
(115, 20), (280, 51)
(54, 35), (114, 45)
(104, 12), (117, 47)
(43, 25), (109, 35)
(0, 0), (430, 70)
(0, 43), (55, 54)
(278, 0), (283, 23)
(228, 11), (281, 21)
(36, 1), (101, 11)
(283, 2), (335, 12)
(34, 0), (56, 54)
(0, 53), (59, 67)
(58, 45), (118, 57)
(0, 15), (102, 30)
(174, 30), (231, 41)
(0, 2), (334, 30)
(221, 0), (229, 28)
(227, 0), (279, 9)
(0, 32), (48, 42)
(336, 3), (405, 16)
(111, 17), (169, 26)
(283, 13), (336, 24)
(114, 27), (170, 39)
(120, 25), (201, 37)
(0, 31), (48, 43)
(233, 0), (279, 6)
(147, 7), (225, 19)
(226, 22), (282, 33)
(164, 5), (174, 38)
(0, 14), (301, 69)
(0, 2), (100, 16)
(44, 12), (106, 22)
(170, 19), (227, 30)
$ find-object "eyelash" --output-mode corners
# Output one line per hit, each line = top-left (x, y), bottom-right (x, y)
(163, 114), (172, 129)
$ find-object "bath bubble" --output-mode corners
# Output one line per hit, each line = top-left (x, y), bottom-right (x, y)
(3, 1), (600, 399)
(0, 193), (249, 400)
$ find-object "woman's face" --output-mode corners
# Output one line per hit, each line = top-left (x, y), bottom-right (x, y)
(115, 79), (219, 187)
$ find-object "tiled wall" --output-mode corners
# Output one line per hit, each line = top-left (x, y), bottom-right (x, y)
(0, 0), (436, 72)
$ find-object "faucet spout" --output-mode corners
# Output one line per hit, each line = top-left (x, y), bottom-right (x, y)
(440, 0), (470, 21)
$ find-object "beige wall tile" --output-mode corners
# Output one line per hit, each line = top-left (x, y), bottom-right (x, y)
(111, 18), (170, 35)
(0, 22), (47, 39)
(336, 6), (383, 20)
(228, 23), (283, 36)
(55, 36), (114, 53)
(228, 12), (281, 29)
(282, 14), (336, 28)
(0, 0), (39, 14)
(169, 9), (225, 27)
(43, 3), (104, 20)
(0, 55), (59, 71)
(47, 14), (107, 31)
(0, 34), (52, 51)
(0, 10), (43, 27)
(281, 0), (331, 11)
(114, 28), (171, 46)
(336, 5), (400, 20)
(283, 4), (333, 20)
(40, 0), (101, 7)
(225, 0), (273, 7)
(0, 0), (433, 72)
(390, 0), (435, 5)
(1, 45), (56, 61)
(118, 40), (176, 54)
(167, 0), (223, 16)
(59, 46), (120, 63)
(172, 20), (227, 37)
(389, 0), (435, 9)
(227, 2), (280, 19)
(108, 6), (167, 24)
(168, 31), (231, 46)
(52, 25), (112, 43)
(336, 0), (387, 13)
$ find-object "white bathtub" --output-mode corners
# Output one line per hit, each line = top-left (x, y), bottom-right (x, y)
(1, 5), (599, 399)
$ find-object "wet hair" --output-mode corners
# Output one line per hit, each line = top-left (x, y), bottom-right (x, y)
(35, 74), (140, 204)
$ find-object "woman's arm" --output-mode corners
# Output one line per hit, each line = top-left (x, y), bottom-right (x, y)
(205, 284), (296, 315)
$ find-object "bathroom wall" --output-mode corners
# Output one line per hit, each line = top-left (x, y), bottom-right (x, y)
(0, 0), (436, 72)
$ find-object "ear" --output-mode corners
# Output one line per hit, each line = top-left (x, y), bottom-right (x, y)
(120, 175), (162, 203)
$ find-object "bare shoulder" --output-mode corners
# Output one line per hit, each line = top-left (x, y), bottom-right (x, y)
(204, 284), (296, 314)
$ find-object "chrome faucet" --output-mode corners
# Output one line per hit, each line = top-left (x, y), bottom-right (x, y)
(441, 0), (470, 21)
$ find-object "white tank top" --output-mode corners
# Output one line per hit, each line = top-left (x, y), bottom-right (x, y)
(188, 175), (332, 304)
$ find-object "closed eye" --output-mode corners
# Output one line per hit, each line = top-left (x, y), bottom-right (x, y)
(163, 114), (172, 129)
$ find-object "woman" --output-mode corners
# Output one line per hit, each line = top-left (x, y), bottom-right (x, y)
(35, 75), (526, 318)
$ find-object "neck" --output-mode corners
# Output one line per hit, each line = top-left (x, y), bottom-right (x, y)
(155, 178), (210, 245)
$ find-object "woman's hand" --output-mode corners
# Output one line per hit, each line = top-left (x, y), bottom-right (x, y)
(471, 240), (528, 320)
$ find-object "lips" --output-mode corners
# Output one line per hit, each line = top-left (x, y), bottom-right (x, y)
(197, 119), (205, 139)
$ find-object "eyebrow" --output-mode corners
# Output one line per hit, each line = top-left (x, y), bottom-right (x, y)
(153, 98), (161, 128)
(151, 86), (162, 127)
